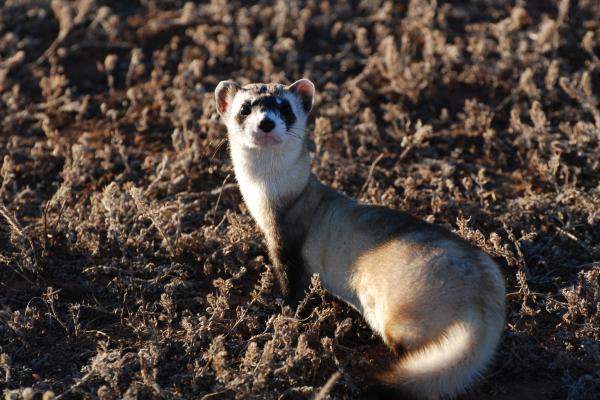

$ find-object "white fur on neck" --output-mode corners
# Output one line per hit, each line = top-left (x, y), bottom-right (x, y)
(230, 139), (310, 235)
(223, 86), (311, 234)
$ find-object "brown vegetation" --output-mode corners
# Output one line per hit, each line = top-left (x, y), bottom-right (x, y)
(1, 0), (599, 398)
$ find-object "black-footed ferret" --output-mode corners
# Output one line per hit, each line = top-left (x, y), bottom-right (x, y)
(215, 79), (505, 399)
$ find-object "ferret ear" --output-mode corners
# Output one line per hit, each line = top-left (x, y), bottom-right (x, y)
(287, 79), (315, 113)
(215, 81), (241, 116)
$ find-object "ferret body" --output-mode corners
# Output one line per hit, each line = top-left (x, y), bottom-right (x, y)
(215, 79), (505, 399)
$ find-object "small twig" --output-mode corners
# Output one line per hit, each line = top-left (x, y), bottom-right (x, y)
(212, 174), (231, 216)
(359, 153), (384, 197)
(223, 306), (248, 338)
(566, 261), (600, 270)
(330, 349), (359, 394)
(55, 369), (95, 399)
(0, 204), (41, 274)
(0, 205), (32, 249)
(399, 144), (414, 160)
(555, 226), (580, 242)
(555, 226), (590, 253)
(83, 330), (110, 339)
(42, 288), (70, 334)
(200, 390), (232, 400)
(559, 76), (600, 131)
(314, 372), (342, 400)
(507, 291), (568, 307)
(294, 275), (323, 319)
(145, 154), (170, 196)
(210, 183), (238, 196)
(37, 0), (74, 65)
(0, 254), (35, 285)
(51, 200), (67, 237)
(42, 200), (52, 252)
(214, 210), (229, 230)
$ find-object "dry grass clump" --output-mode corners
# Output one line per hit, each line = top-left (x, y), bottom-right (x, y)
(1, 0), (600, 398)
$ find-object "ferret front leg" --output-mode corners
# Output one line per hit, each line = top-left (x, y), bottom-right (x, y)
(286, 262), (312, 305)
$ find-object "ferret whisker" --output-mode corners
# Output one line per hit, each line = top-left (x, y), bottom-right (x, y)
(286, 131), (303, 140)
(210, 138), (228, 159)
(288, 128), (309, 136)
(289, 127), (308, 133)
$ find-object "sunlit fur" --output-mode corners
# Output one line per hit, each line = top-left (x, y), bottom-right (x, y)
(216, 81), (311, 236)
(216, 79), (506, 399)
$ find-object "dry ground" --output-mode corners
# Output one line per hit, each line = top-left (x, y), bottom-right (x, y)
(1, 0), (600, 399)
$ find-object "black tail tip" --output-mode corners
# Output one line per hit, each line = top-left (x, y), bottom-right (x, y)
(361, 382), (415, 400)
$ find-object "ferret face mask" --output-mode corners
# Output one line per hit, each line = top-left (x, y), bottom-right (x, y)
(215, 79), (314, 149)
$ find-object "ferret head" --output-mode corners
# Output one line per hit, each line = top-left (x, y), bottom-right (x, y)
(215, 79), (314, 149)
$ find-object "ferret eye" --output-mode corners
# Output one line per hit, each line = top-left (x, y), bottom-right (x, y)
(240, 104), (251, 116)
(280, 103), (293, 116)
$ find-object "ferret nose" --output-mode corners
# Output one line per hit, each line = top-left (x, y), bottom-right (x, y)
(259, 118), (275, 132)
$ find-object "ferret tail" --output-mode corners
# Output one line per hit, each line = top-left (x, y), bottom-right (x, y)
(377, 308), (504, 399)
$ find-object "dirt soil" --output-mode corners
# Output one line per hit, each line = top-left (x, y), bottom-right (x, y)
(1, 0), (600, 399)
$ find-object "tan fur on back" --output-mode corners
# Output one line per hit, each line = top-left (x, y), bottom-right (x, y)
(350, 239), (504, 348)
